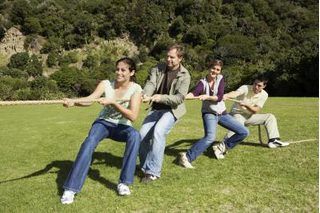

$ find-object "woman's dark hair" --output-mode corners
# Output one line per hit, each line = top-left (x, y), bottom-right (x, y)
(208, 59), (223, 69)
(116, 57), (137, 82)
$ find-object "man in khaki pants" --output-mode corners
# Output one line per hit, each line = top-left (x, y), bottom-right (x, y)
(213, 76), (289, 159)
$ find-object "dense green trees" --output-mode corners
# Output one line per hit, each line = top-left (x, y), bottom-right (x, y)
(8, 52), (29, 70)
(0, 0), (318, 100)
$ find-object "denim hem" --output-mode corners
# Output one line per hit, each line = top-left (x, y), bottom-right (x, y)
(144, 171), (160, 178)
(63, 186), (80, 193)
(186, 153), (192, 163)
(118, 180), (133, 185)
(140, 162), (161, 177)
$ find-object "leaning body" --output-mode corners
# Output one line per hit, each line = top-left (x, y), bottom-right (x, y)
(225, 78), (289, 149)
(139, 62), (191, 179)
(61, 58), (142, 204)
(180, 74), (248, 167)
(139, 44), (191, 182)
(179, 60), (249, 168)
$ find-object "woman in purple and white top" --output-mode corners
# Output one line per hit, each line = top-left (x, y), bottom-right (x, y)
(178, 59), (249, 168)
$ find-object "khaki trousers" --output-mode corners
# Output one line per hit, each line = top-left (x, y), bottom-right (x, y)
(227, 113), (280, 140)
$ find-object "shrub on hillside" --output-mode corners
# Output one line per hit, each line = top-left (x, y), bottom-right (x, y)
(50, 67), (95, 97)
(23, 17), (42, 34)
(40, 37), (63, 54)
(136, 58), (157, 86)
(58, 52), (78, 66)
(83, 54), (99, 69)
(26, 55), (43, 77)
(183, 25), (208, 46)
(50, 66), (80, 95)
(0, 67), (28, 78)
(8, 52), (29, 70)
(28, 77), (63, 99)
(47, 52), (60, 67)
(0, 76), (29, 100)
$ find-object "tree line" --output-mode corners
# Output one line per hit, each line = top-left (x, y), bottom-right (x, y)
(0, 0), (318, 100)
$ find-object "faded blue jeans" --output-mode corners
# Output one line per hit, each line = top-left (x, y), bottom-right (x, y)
(139, 110), (177, 177)
(63, 119), (141, 193)
(187, 113), (249, 162)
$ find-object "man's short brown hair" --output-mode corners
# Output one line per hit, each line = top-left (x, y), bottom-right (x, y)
(167, 44), (185, 58)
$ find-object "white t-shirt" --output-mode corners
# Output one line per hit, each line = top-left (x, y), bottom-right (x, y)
(230, 85), (268, 116)
(98, 80), (142, 126)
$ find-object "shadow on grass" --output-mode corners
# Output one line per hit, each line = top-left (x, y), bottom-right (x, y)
(0, 151), (123, 195)
(165, 139), (266, 165)
(165, 139), (218, 164)
(240, 141), (267, 148)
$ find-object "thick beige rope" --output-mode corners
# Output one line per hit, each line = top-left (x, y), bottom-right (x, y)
(0, 100), (66, 106)
(0, 97), (202, 106)
(0, 99), (130, 106)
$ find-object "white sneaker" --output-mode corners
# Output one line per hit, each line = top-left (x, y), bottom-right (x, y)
(212, 142), (226, 160)
(117, 183), (131, 196)
(61, 190), (76, 204)
(141, 174), (158, 183)
(179, 152), (194, 169)
(268, 139), (289, 148)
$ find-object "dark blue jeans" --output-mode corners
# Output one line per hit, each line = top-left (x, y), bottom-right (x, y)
(63, 119), (141, 193)
(187, 113), (249, 162)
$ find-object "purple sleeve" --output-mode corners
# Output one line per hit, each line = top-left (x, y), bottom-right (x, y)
(192, 81), (204, 96)
(216, 77), (225, 102)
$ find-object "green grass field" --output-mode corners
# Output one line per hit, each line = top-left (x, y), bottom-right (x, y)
(0, 97), (318, 212)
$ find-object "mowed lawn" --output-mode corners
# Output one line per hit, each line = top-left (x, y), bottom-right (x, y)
(0, 97), (318, 212)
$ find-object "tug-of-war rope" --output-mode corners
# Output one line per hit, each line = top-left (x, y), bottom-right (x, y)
(0, 100), (69, 105)
(0, 98), (317, 144)
(0, 97), (203, 106)
(0, 99), (118, 106)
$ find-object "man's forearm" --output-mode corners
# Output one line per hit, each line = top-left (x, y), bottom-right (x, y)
(224, 91), (241, 99)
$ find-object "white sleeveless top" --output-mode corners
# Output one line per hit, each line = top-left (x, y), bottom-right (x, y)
(200, 75), (226, 114)
(98, 80), (142, 126)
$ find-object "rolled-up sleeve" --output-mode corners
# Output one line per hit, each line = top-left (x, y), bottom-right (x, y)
(216, 77), (225, 102)
(192, 81), (204, 96)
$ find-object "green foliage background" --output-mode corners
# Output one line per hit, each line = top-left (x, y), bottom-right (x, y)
(0, 0), (318, 100)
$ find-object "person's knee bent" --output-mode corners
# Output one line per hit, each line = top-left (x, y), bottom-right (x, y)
(233, 127), (249, 139)
(204, 131), (216, 144)
(127, 130), (141, 147)
(242, 127), (250, 137)
(265, 113), (276, 123)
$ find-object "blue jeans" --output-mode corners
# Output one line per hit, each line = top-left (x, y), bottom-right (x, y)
(63, 119), (141, 193)
(187, 113), (249, 162)
(139, 110), (176, 177)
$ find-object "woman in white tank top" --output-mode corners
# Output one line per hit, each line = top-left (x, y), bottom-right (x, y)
(60, 57), (142, 204)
